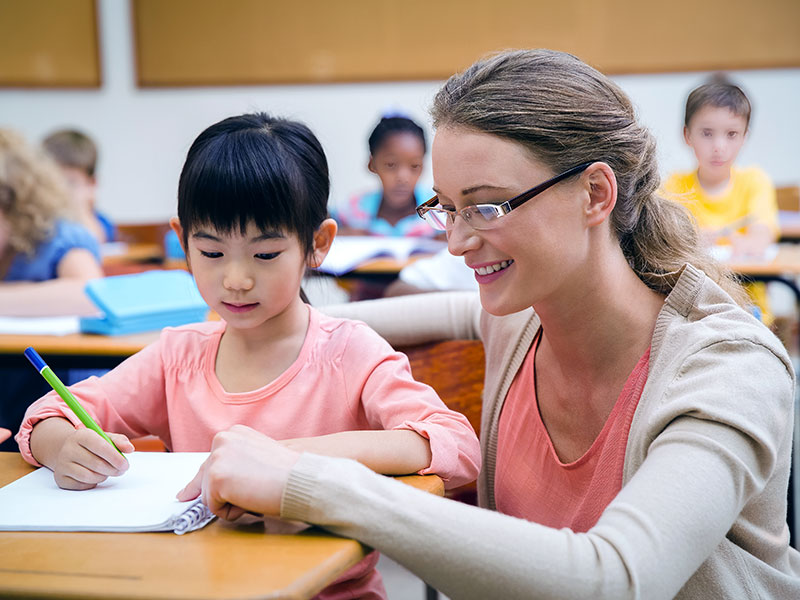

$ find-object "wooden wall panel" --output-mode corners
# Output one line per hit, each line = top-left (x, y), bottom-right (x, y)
(0, 0), (100, 88)
(132, 0), (800, 87)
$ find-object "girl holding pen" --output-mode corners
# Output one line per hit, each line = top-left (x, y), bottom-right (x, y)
(17, 112), (480, 600)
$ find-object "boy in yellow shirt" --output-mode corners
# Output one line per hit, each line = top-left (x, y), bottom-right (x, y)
(664, 77), (778, 321)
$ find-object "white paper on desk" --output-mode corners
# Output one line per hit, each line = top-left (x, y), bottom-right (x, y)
(0, 315), (80, 335)
(0, 452), (215, 534)
(319, 236), (447, 275)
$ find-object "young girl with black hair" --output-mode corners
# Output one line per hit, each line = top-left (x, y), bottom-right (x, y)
(334, 115), (434, 236)
(17, 112), (480, 600)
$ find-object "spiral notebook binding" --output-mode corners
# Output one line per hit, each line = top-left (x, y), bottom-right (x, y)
(173, 500), (216, 535)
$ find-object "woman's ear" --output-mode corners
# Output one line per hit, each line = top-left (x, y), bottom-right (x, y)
(367, 156), (377, 174)
(308, 218), (338, 268)
(169, 216), (190, 267)
(583, 162), (617, 228)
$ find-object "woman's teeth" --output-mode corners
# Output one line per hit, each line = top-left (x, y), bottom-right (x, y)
(475, 260), (513, 276)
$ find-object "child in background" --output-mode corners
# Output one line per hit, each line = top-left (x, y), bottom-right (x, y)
(17, 113), (480, 600)
(0, 129), (103, 316)
(42, 129), (116, 243)
(663, 77), (778, 321)
(0, 129), (104, 452)
(334, 115), (434, 237)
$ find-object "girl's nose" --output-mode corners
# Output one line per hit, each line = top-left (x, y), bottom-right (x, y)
(223, 264), (255, 291)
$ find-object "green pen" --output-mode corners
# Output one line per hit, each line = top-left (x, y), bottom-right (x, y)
(24, 346), (123, 455)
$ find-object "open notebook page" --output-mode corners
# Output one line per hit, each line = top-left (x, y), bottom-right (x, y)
(0, 452), (214, 534)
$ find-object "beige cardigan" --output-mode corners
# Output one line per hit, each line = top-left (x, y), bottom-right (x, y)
(284, 264), (800, 598)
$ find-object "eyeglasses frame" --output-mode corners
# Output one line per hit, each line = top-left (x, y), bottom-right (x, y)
(416, 161), (596, 230)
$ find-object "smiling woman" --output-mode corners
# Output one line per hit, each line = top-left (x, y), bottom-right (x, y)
(179, 50), (800, 599)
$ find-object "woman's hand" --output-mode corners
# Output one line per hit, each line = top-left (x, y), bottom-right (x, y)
(177, 425), (301, 521)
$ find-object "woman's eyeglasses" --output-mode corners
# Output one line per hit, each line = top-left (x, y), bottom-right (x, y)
(416, 162), (594, 231)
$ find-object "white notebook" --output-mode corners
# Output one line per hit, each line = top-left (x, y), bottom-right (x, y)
(0, 452), (215, 535)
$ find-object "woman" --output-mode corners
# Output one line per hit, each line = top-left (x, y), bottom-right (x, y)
(180, 50), (800, 598)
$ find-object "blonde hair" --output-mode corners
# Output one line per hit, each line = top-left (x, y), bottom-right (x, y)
(431, 49), (746, 303)
(0, 129), (74, 256)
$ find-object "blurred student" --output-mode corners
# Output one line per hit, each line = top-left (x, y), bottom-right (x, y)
(0, 129), (103, 316)
(663, 77), (778, 321)
(42, 129), (116, 244)
(18, 113), (479, 600)
(334, 115), (434, 237)
(0, 129), (104, 452)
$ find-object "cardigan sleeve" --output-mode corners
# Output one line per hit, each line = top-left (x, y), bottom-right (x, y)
(320, 291), (483, 347)
(280, 339), (798, 599)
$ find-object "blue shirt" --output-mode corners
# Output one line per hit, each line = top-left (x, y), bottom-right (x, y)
(5, 219), (101, 282)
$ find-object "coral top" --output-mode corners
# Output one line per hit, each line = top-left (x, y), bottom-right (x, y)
(495, 332), (650, 532)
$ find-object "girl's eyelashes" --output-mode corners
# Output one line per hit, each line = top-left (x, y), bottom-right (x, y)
(199, 250), (223, 258)
(255, 252), (281, 260)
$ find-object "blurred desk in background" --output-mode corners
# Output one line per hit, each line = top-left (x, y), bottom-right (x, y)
(727, 244), (800, 278)
(779, 211), (800, 242)
(0, 330), (158, 370)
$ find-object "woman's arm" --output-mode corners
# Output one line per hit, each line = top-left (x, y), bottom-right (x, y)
(0, 248), (103, 316)
(181, 341), (795, 600)
(320, 290), (483, 346)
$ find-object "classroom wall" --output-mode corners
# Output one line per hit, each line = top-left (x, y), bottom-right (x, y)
(0, 0), (798, 224)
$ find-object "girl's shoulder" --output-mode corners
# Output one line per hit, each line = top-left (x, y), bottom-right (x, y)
(311, 307), (394, 359)
(156, 320), (226, 363)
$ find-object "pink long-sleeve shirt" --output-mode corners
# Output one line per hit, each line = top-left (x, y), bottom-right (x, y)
(17, 307), (481, 600)
(18, 307), (480, 486)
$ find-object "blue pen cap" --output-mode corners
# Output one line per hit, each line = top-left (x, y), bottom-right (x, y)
(23, 347), (47, 372)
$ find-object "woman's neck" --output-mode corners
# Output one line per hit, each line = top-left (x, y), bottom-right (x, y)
(533, 247), (664, 383)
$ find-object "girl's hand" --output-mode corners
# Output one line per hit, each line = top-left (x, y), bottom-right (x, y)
(177, 425), (301, 521)
(52, 428), (133, 490)
(0, 428), (10, 444)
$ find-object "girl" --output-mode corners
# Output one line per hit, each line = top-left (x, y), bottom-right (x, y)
(181, 52), (800, 599)
(334, 115), (434, 237)
(0, 129), (103, 316)
(17, 113), (480, 600)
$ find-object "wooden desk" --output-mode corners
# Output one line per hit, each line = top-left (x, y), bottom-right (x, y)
(0, 331), (159, 370)
(727, 244), (800, 277)
(0, 453), (442, 600)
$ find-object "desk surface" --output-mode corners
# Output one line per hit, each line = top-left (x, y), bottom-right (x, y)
(0, 330), (160, 357)
(0, 453), (441, 600)
(727, 244), (800, 276)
